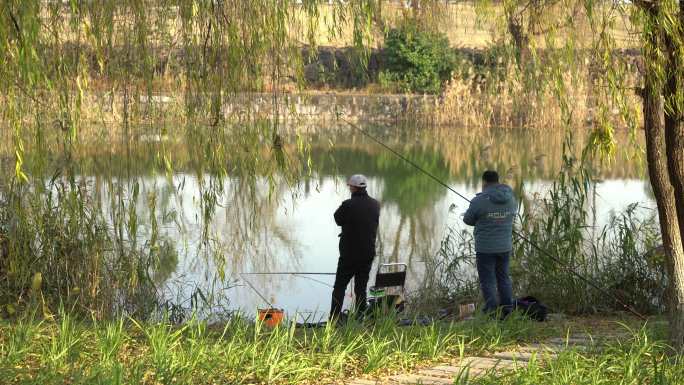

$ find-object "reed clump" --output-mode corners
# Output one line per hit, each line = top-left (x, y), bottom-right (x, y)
(0, 178), (159, 319)
(435, 47), (642, 132)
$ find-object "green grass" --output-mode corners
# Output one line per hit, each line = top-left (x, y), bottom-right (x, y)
(468, 327), (684, 385)
(0, 311), (670, 385)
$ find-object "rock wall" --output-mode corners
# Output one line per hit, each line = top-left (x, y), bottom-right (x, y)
(222, 93), (438, 124)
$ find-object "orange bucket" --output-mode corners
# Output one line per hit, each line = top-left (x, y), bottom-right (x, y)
(258, 308), (284, 327)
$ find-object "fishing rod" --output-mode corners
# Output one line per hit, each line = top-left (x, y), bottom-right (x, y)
(337, 118), (472, 204)
(338, 115), (647, 320)
(239, 273), (275, 309)
(241, 272), (336, 275)
(242, 272), (336, 289)
(292, 273), (335, 289)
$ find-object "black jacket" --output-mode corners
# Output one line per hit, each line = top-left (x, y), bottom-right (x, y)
(334, 190), (380, 260)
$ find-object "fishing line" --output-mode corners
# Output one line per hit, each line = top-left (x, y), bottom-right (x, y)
(337, 117), (471, 204)
(241, 272), (336, 275)
(243, 273), (340, 292)
(292, 273), (335, 288)
(239, 273), (275, 309)
(338, 115), (646, 320)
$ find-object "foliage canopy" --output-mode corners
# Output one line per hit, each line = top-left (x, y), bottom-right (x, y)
(380, 22), (456, 94)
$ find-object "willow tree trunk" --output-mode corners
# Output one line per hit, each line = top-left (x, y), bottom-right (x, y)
(661, 0), (684, 350)
(664, 117), (684, 349)
(637, 0), (684, 351)
(507, 17), (529, 69)
(664, 97), (684, 349)
(644, 84), (684, 348)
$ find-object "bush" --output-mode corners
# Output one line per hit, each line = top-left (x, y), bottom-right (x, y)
(380, 23), (457, 94)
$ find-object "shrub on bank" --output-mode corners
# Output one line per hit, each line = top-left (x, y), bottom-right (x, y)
(379, 22), (457, 94)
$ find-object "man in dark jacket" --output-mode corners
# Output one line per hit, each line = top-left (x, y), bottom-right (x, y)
(463, 170), (517, 315)
(329, 174), (381, 320)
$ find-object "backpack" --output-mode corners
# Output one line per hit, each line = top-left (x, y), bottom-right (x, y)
(513, 296), (548, 322)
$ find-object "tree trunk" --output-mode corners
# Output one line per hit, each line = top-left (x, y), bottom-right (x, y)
(664, 93), (684, 350)
(637, 0), (684, 351)
(507, 16), (529, 69)
(662, 0), (684, 349)
(664, 1), (684, 244)
(410, 0), (420, 13)
(373, 0), (386, 31)
(643, 82), (684, 349)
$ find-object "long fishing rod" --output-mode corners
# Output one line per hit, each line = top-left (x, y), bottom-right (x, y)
(339, 116), (647, 320)
(292, 273), (335, 289)
(338, 118), (472, 204)
(242, 273), (336, 289)
(241, 272), (336, 275)
(239, 273), (275, 309)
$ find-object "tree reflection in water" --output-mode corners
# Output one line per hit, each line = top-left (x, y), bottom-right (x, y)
(23, 123), (645, 314)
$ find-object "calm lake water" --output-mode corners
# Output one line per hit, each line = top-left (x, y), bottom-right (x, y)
(14, 125), (655, 321)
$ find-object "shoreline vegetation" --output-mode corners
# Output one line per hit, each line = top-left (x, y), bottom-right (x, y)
(1, 36), (644, 130)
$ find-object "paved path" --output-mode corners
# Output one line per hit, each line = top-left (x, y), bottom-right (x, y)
(337, 333), (625, 385)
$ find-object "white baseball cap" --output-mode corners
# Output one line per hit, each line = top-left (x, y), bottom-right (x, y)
(347, 174), (368, 188)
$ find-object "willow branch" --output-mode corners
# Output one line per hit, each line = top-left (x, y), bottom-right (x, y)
(6, 6), (23, 45)
(632, 0), (660, 12)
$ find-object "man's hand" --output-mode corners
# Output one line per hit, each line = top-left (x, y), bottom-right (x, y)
(334, 200), (349, 226)
(463, 200), (478, 226)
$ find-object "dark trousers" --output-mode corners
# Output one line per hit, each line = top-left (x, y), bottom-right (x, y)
(329, 257), (374, 319)
(476, 251), (513, 313)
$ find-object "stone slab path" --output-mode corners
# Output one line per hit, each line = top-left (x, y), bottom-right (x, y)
(337, 333), (625, 385)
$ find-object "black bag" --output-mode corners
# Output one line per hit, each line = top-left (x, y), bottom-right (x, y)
(513, 296), (548, 322)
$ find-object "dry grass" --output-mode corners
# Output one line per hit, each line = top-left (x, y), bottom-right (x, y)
(435, 54), (643, 133)
(436, 63), (586, 129)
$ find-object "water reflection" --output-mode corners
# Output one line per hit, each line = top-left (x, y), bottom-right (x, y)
(10, 125), (650, 318)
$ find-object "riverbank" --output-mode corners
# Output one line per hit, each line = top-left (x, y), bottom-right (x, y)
(0, 313), (676, 385)
(1, 1), (645, 137)
(2, 86), (638, 137)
